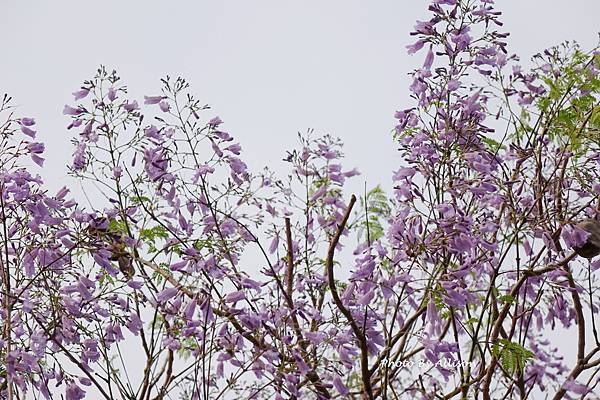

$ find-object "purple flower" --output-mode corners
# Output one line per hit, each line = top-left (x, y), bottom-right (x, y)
(65, 384), (86, 400)
(159, 101), (171, 112)
(563, 379), (589, 395)
(393, 167), (416, 180)
(126, 313), (143, 335)
(343, 168), (360, 177)
(423, 46), (434, 70)
(215, 130), (232, 141)
(226, 143), (242, 155)
(294, 352), (311, 376)
(447, 79), (461, 91)
(144, 95), (166, 104)
(304, 331), (326, 344)
(67, 119), (82, 129)
(228, 157), (247, 175)
(268, 234), (279, 254)
(31, 154), (45, 167)
(144, 125), (162, 140)
(451, 233), (474, 253)
(451, 27), (472, 52)
(157, 287), (179, 303)
(170, 260), (188, 271)
(107, 87), (117, 102)
(434, 0), (456, 5)
(78, 378), (92, 387)
(63, 105), (84, 115)
(193, 165), (215, 182)
(357, 290), (375, 306)
(27, 142), (44, 154)
(21, 125), (36, 139)
(143, 147), (169, 181)
(562, 225), (590, 249)
(414, 20), (434, 35)
(224, 290), (245, 303)
(209, 116), (223, 127)
(241, 277), (261, 291)
(123, 100), (140, 112)
(20, 117), (35, 126)
(72, 141), (87, 171)
(127, 280), (144, 290)
(72, 88), (89, 100)
(310, 185), (327, 202)
(184, 298), (197, 320)
(407, 40), (426, 55)
(333, 376), (349, 395)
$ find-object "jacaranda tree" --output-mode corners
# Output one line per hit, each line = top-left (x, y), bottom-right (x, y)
(1, 0), (600, 399)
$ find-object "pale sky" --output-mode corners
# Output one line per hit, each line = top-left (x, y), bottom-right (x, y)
(2, 1), (599, 196)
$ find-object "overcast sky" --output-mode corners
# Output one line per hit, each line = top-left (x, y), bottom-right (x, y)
(2, 1), (599, 196)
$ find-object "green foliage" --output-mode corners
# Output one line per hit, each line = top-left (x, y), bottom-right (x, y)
(498, 294), (515, 304)
(481, 136), (506, 152)
(357, 185), (391, 243)
(536, 45), (600, 155)
(491, 339), (535, 375)
(176, 337), (198, 360)
(152, 262), (171, 285)
(108, 218), (128, 235)
(139, 225), (169, 253)
(140, 225), (169, 243)
(393, 126), (419, 142)
(130, 194), (151, 204)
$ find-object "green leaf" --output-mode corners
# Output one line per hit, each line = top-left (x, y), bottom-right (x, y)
(357, 185), (391, 242)
(481, 136), (506, 152)
(493, 339), (535, 375)
(499, 295), (515, 304)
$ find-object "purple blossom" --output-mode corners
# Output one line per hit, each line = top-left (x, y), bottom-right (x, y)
(72, 141), (87, 171)
(123, 100), (140, 112)
(31, 154), (45, 167)
(423, 46), (434, 70)
(159, 101), (170, 112)
(27, 142), (44, 154)
(170, 260), (187, 271)
(144, 95), (166, 104)
(228, 157), (247, 175)
(107, 87), (117, 101)
(563, 379), (589, 395)
(72, 88), (89, 100)
(224, 290), (245, 303)
(562, 225), (590, 249)
(268, 234), (279, 254)
(65, 384), (86, 400)
(126, 313), (143, 335)
(226, 143), (242, 155)
(157, 287), (179, 303)
(407, 39), (426, 54)
(19, 117), (35, 126)
(209, 116), (223, 127)
(393, 167), (416, 180)
(63, 105), (84, 115)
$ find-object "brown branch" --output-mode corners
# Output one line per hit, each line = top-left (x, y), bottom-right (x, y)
(325, 195), (375, 399)
(285, 218), (295, 303)
(283, 217), (331, 398)
(564, 266), (586, 363)
(481, 251), (577, 400)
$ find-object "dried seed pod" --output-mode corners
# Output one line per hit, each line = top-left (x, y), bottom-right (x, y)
(574, 219), (600, 259)
(117, 255), (135, 280)
(106, 234), (135, 279)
